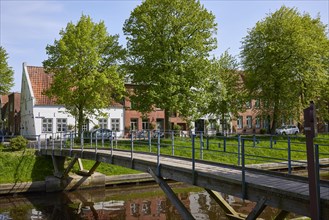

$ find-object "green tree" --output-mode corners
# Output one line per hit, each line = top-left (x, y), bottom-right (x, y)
(43, 15), (126, 136)
(205, 51), (245, 132)
(0, 46), (14, 95)
(123, 0), (217, 131)
(240, 6), (329, 133)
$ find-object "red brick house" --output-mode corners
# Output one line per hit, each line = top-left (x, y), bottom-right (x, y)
(124, 83), (187, 136)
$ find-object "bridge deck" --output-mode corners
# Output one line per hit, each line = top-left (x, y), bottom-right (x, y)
(40, 148), (329, 218)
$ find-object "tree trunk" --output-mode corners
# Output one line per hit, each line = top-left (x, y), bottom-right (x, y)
(78, 107), (84, 138)
(221, 112), (225, 135)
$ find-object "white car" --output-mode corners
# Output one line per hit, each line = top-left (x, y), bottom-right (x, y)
(275, 125), (299, 135)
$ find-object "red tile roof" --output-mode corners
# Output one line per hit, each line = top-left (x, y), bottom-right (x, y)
(27, 66), (55, 105)
(26, 66), (123, 108)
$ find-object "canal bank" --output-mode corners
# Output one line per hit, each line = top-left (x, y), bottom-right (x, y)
(0, 173), (154, 195)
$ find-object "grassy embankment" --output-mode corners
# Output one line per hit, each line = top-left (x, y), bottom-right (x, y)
(0, 145), (139, 184)
(0, 134), (328, 184)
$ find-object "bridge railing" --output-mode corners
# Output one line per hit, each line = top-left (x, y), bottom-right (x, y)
(34, 130), (329, 181)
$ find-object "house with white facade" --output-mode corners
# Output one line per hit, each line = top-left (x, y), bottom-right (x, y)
(20, 63), (124, 140)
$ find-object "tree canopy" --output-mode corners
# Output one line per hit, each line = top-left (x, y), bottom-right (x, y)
(240, 6), (329, 132)
(0, 46), (14, 95)
(123, 0), (217, 130)
(43, 15), (126, 135)
(205, 51), (245, 130)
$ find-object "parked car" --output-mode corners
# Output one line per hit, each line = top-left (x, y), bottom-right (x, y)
(275, 125), (299, 135)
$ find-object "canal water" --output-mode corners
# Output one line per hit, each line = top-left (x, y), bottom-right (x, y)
(0, 182), (301, 220)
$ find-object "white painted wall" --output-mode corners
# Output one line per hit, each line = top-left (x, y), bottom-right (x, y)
(32, 106), (124, 140)
(20, 63), (36, 138)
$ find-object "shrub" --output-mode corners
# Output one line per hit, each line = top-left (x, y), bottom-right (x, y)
(9, 136), (28, 151)
(260, 128), (267, 134)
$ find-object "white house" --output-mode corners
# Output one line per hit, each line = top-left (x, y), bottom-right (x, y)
(20, 63), (124, 139)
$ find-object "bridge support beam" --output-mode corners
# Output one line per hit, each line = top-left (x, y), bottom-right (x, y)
(62, 155), (79, 179)
(205, 189), (244, 220)
(246, 196), (267, 220)
(51, 155), (65, 178)
(148, 168), (195, 220)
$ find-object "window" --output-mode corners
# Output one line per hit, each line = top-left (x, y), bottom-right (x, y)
(82, 119), (89, 131)
(289, 117), (293, 125)
(56, 118), (67, 132)
(42, 118), (53, 133)
(98, 118), (108, 129)
(130, 118), (138, 131)
(263, 115), (270, 130)
(255, 99), (260, 108)
(111, 118), (120, 131)
(142, 119), (149, 130)
(247, 116), (252, 129)
(237, 116), (243, 129)
(255, 116), (261, 129)
(209, 119), (216, 130)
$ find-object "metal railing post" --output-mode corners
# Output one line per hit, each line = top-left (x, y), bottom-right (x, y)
(115, 131), (117, 148)
(171, 130), (175, 156)
(157, 131), (161, 175)
(95, 131), (98, 149)
(60, 132), (62, 151)
(90, 132), (93, 148)
(110, 131), (113, 157)
(241, 138), (246, 199)
(192, 134), (196, 184)
(223, 136), (226, 152)
(238, 135), (241, 166)
(288, 136), (291, 174)
(52, 133), (54, 151)
(148, 130), (151, 152)
(102, 131), (104, 148)
(45, 134), (47, 151)
(95, 132), (97, 155)
(131, 131), (134, 160)
(38, 135), (41, 151)
(200, 131), (203, 159)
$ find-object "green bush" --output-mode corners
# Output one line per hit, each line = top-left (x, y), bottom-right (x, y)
(9, 136), (28, 151)
(260, 128), (267, 134)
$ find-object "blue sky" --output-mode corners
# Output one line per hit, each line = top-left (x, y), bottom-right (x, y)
(1, 0), (328, 93)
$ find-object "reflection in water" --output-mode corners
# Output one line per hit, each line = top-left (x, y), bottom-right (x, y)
(0, 182), (299, 220)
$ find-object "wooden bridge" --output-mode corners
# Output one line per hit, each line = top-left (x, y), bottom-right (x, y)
(38, 141), (329, 220)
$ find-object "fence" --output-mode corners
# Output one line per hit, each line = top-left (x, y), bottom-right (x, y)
(31, 130), (329, 180)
